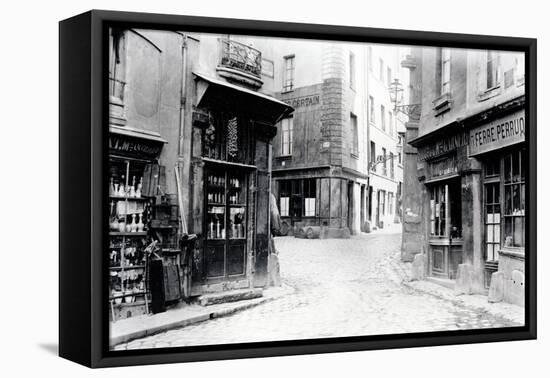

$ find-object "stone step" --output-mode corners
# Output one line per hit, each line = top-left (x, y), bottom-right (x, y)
(198, 288), (263, 307)
(425, 276), (455, 290)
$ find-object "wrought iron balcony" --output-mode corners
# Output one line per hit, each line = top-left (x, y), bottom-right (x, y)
(219, 39), (262, 78)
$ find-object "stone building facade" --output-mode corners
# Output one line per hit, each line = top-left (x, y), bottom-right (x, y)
(402, 45), (526, 306)
(108, 27), (293, 316)
(269, 40), (404, 237)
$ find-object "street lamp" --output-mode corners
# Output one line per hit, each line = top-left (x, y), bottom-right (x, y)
(388, 78), (421, 120)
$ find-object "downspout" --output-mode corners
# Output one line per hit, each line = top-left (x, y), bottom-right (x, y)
(177, 34), (188, 239)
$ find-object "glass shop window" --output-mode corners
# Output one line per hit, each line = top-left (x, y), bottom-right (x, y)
(109, 28), (127, 101)
(430, 181), (462, 238)
(303, 179), (317, 217)
(279, 180), (291, 217)
(485, 182), (501, 261)
(503, 149), (525, 248)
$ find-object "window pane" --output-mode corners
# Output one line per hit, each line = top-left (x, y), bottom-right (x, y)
(514, 217), (524, 247)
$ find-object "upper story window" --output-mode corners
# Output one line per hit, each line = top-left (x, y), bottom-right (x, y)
(368, 46), (373, 71)
(487, 51), (501, 89)
(349, 52), (356, 89)
(439, 48), (451, 96)
(389, 111), (393, 136)
(382, 147), (387, 175)
(369, 96), (375, 124)
(380, 105), (386, 131)
(387, 67), (392, 87)
(370, 141), (376, 172)
(281, 117), (293, 156)
(283, 55), (295, 92)
(109, 28), (127, 102)
(350, 113), (358, 157)
(390, 152), (395, 179)
(379, 58), (384, 81)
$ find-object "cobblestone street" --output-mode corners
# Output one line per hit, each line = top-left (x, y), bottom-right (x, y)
(116, 228), (522, 350)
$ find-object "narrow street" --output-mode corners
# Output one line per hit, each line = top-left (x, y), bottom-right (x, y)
(117, 229), (521, 350)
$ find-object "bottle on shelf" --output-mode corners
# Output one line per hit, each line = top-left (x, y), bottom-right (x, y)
(125, 217), (132, 233)
(110, 201), (119, 231)
(129, 176), (136, 198)
(209, 219), (214, 239)
(109, 177), (115, 196)
(137, 213), (144, 232)
(135, 177), (142, 198)
(130, 214), (137, 232)
(118, 218), (126, 233)
(118, 175), (126, 197)
(216, 218), (221, 239)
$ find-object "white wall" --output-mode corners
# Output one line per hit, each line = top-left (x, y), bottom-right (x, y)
(4, 1), (546, 378)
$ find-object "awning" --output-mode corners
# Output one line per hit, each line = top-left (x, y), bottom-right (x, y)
(194, 72), (294, 124)
(109, 125), (167, 144)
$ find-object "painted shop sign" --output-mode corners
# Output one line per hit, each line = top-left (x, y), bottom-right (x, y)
(418, 131), (469, 161)
(109, 133), (163, 159)
(468, 109), (525, 156)
(283, 94), (320, 108)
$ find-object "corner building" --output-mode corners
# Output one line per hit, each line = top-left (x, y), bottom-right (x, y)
(405, 46), (526, 305)
(270, 40), (404, 237)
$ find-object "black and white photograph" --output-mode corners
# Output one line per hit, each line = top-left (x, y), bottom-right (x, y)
(106, 27), (528, 351)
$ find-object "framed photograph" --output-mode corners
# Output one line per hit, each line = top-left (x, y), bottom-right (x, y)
(59, 10), (536, 368)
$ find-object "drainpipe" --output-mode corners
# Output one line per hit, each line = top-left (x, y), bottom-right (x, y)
(177, 34), (188, 239)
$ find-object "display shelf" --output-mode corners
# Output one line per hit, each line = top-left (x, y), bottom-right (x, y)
(109, 265), (145, 271)
(109, 231), (148, 237)
(109, 195), (151, 202)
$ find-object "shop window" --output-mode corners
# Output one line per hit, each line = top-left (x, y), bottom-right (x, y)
(350, 113), (358, 157)
(503, 149), (525, 248)
(281, 117), (293, 156)
(283, 55), (295, 92)
(487, 51), (500, 89)
(379, 190), (386, 216)
(485, 182), (501, 261)
(430, 181), (462, 238)
(304, 179), (317, 217)
(279, 180), (291, 217)
(203, 112), (253, 165)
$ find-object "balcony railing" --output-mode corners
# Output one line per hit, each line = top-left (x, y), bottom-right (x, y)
(219, 39), (262, 78)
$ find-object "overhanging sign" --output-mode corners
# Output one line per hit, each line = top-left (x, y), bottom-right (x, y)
(468, 109), (525, 156)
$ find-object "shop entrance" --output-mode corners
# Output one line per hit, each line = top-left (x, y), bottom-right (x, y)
(428, 177), (463, 279)
(203, 165), (248, 281)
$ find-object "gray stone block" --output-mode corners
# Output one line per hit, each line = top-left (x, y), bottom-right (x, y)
(411, 253), (426, 281)
(488, 271), (504, 303)
(454, 263), (474, 295)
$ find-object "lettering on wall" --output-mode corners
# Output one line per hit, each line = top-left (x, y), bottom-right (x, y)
(282, 94), (320, 108)
(109, 134), (163, 159)
(418, 131), (469, 161)
(468, 109), (525, 156)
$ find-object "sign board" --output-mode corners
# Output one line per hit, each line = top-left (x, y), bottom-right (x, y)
(109, 133), (164, 159)
(468, 109), (525, 156)
(418, 131), (469, 161)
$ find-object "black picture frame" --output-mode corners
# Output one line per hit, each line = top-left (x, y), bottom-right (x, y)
(59, 9), (537, 368)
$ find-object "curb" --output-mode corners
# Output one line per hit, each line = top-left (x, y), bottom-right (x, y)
(110, 284), (294, 347)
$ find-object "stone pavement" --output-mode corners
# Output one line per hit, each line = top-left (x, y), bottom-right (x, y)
(113, 229), (524, 350)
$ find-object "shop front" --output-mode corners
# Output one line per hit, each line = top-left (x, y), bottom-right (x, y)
(190, 73), (293, 293)
(417, 130), (469, 282)
(468, 107), (526, 304)
(108, 127), (168, 321)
